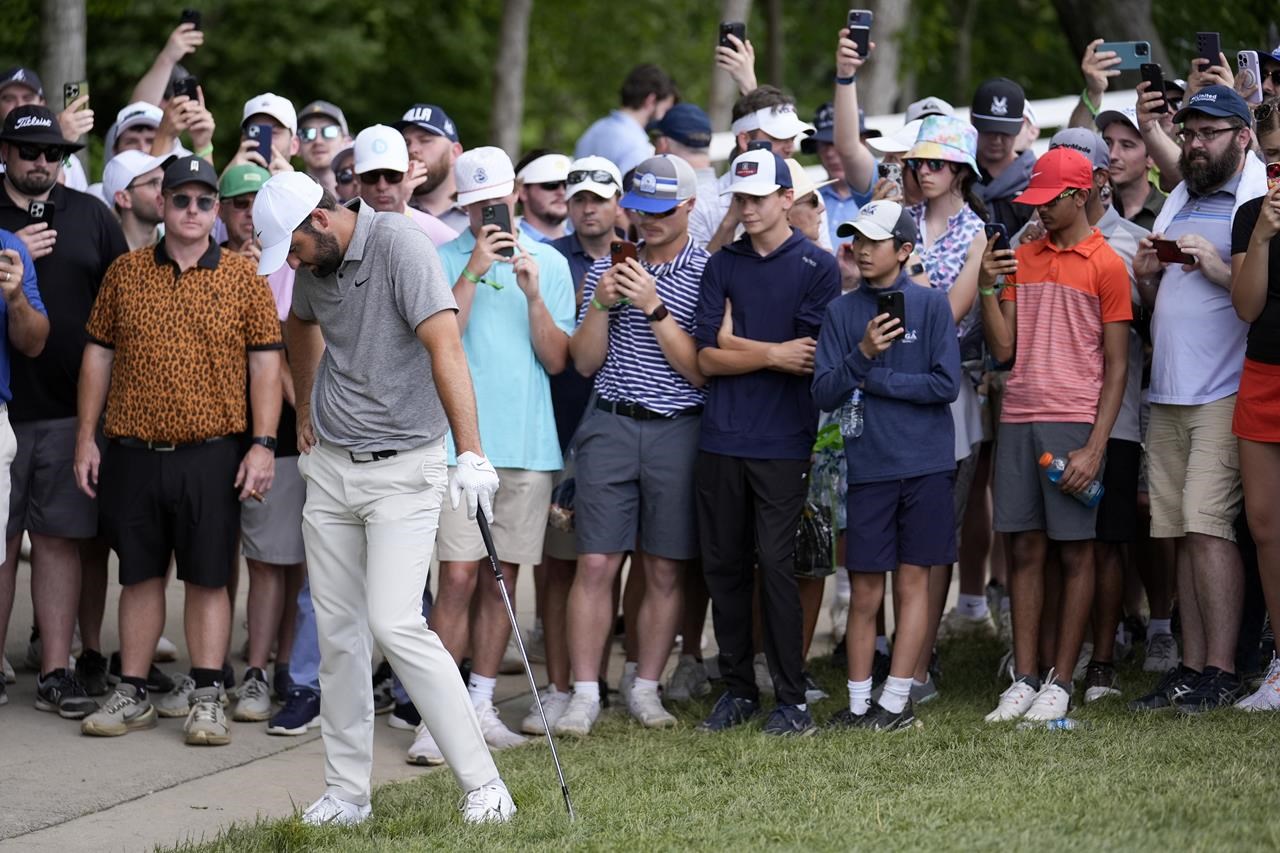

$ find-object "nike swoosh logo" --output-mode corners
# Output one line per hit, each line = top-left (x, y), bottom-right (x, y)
(354, 278), (369, 288)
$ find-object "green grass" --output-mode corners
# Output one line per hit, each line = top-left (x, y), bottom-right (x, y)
(165, 638), (1280, 852)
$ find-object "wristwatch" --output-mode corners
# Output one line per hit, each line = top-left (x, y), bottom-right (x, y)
(251, 436), (278, 451)
(646, 303), (669, 323)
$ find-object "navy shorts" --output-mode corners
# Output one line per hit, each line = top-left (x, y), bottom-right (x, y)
(845, 470), (957, 572)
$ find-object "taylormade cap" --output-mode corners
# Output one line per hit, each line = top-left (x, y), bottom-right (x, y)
(161, 154), (218, 193)
(1172, 84), (1252, 125)
(354, 124), (409, 174)
(970, 78), (1025, 135)
(566, 155), (623, 200)
(517, 153), (572, 185)
(836, 200), (919, 244)
(219, 163), (270, 199)
(252, 172), (323, 274)
(102, 149), (167, 207)
(721, 149), (794, 197)
(1049, 127), (1109, 171)
(454, 146), (515, 206)
(393, 104), (460, 144)
(730, 103), (816, 140)
(621, 154), (697, 213)
(242, 92), (298, 133)
(1012, 147), (1094, 206)
(298, 100), (349, 136)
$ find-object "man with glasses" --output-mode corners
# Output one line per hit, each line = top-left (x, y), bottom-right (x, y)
(1128, 86), (1269, 714)
(297, 101), (350, 197)
(0, 105), (126, 718)
(556, 154), (709, 737)
(395, 103), (468, 234)
(102, 150), (167, 251)
(330, 145), (357, 205)
(354, 125), (457, 246)
(76, 155), (282, 745)
(977, 147), (1131, 724)
(515, 151), (571, 243)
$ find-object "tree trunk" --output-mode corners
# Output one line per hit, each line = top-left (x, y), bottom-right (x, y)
(855, 0), (910, 115)
(1051, 0), (1170, 73)
(709, 0), (752, 131)
(764, 0), (783, 87)
(951, 0), (979, 106)
(41, 0), (85, 163)
(490, 0), (532, 157)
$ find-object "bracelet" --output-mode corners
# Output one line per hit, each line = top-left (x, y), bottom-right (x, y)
(1080, 88), (1101, 117)
(979, 286), (996, 297)
(461, 268), (483, 285)
(193, 144), (214, 157)
(834, 73), (857, 86)
(590, 297), (609, 311)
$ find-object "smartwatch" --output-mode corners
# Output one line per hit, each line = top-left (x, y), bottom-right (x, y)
(646, 303), (669, 323)
(251, 436), (278, 451)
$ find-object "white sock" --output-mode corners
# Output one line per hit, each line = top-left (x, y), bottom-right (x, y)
(875, 636), (890, 656)
(633, 677), (660, 695)
(1149, 618), (1172, 637)
(468, 673), (496, 706)
(957, 593), (989, 619)
(848, 677), (872, 715)
(880, 675), (912, 714)
(572, 680), (600, 703)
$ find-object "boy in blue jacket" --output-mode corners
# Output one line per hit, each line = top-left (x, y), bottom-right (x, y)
(812, 201), (961, 731)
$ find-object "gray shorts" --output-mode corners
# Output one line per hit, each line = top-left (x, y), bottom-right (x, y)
(573, 407), (700, 560)
(241, 454), (306, 564)
(993, 421), (1100, 542)
(7, 417), (99, 540)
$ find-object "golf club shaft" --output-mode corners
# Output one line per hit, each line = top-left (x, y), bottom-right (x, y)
(477, 512), (576, 821)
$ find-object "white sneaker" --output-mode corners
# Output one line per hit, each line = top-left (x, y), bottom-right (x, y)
(938, 608), (996, 641)
(1072, 643), (1093, 682)
(1024, 680), (1072, 722)
(552, 691), (601, 737)
(499, 632), (524, 675)
(459, 780), (516, 824)
(475, 699), (527, 749)
(233, 669), (273, 722)
(154, 635), (178, 663)
(1236, 655), (1280, 712)
(985, 676), (1040, 723)
(753, 653), (774, 696)
(628, 687), (676, 728)
(2, 654), (14, 684)
(665, 655), (710, 703)
(301, 793), (371, 826)
(406, 722), (446, 766)
(520, 687), (569, 735)
(157, 674), (198, 718)
(1143, 633), (1180, 673)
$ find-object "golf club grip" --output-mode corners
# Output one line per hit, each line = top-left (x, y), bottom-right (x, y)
(476, 512), (498, 561)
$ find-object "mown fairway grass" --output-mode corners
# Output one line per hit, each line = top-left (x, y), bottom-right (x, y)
(168, 635), (1280, 852)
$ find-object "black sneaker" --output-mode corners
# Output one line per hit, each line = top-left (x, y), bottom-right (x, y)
(762, 703), (816, 737)
(389, 700), (421, 730)
(75, 648), (110, 696)
(826, 707), (865, 730)
(108, 652), (175, 694)
(1174, 666), (1244, 715)
(696, 691), (760, 733)
(373, 660), (394, 715)
(1083, 662), (1120, 703)
(857, 700), (918, 732)
(1128, 665), (1199, 711)
(35, 669), (98, 719)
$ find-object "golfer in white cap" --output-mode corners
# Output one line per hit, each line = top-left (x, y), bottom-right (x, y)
(251, 172), (514, 826)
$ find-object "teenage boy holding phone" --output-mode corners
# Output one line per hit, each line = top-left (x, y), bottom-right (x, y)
(812, 201), (961, 731)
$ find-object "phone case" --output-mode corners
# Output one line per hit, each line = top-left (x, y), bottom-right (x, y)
(1239, 52), (1263, 104)
(1097, 41), (1151, 71)
(1196, 32), (1221, 66)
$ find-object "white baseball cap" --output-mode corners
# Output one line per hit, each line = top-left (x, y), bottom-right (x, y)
(866, 118), (925, 156)
(566, 155), (622, 200)
(517, 152), (571, 185)
(252, 172), (323, 275)
(454, 146), (515, 207)
(242, 92), (297, 133)
(720, 149), (795, 197)
(103, 101), (165, 157)
(353, 124), (409, 174)
(102, 149), (167, 208)
(836, 200), (919, 244)
(1095, 107), (1140, 135)
(730, 104), (815, 140)
(904, 96), (954, 123)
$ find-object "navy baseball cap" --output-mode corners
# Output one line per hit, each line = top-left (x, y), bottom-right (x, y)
(393, 104), (459, 143)
(647, 103), (711, 149)
(801, 103), (834, 154)
(1172, 85), (1252, 126)
(0, 66), (43, 98)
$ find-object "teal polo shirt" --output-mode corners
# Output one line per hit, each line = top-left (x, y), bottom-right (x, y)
(436, 226), (576, 470)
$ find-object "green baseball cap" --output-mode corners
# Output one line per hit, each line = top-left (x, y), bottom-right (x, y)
(219, 163), (270, 199)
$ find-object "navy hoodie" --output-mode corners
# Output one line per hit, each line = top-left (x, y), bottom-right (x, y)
(976, 148), (1035, 234)
(695, 228), (840, 460)
(811, 272), (961, 484)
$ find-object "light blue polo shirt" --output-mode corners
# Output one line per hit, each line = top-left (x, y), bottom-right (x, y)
(436, 227), (575, 470)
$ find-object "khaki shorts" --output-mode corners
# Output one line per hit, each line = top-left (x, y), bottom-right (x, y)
(436, 467), (554, 565)
(1146, 396), (1242, 542)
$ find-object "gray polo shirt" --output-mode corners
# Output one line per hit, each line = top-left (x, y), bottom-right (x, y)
(292, 200), (458, 451)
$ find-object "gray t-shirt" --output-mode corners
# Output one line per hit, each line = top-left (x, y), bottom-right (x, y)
(292, 201), (458, 451)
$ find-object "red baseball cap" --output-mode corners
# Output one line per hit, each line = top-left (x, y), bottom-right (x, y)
(1013, 148), (1094, 207)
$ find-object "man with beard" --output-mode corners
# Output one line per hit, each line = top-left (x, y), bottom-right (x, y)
(102, 150), (167, 250)
(353, 125), (457, 246)
(515, 151), (571, 243)
(297, 101), (350, 197)
(395, 103), (467, 233)
(0, 106), (126, 718)
(1128, 86), (1269, 714)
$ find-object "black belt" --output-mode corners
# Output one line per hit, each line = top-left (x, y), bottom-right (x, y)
(349, 449), (399, 464)
(595, 398), (703, 421)
(113, 435), (230, 452)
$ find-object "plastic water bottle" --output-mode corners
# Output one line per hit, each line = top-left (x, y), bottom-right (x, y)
(839, 390), (864, 439)
(1038, 452), (1104, 508)
(1016, 718), (1090, 732)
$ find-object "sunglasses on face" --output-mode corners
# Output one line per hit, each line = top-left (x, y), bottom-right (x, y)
(568, 169), (617, 186)
(1038, 188), (1079, 208)
(15, 144), (65, 163)
(170, 193), (216, 212)
(299, 125), (341, 142)
(905, 158), (952, 174)
(335, 168), (355, 185)
(358, 169), (404, 185)
(1174, 125), (1239, 145)
(633, 200), (688, 219)
(535, 181), (566, 191)
(229, 196), (254, 210)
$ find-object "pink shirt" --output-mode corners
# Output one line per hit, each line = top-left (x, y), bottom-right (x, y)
(406, 206), (460, 246)
(266, 266), (294, 322)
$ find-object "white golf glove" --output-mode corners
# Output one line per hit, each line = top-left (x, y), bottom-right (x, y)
(452, 451), (499, 522)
